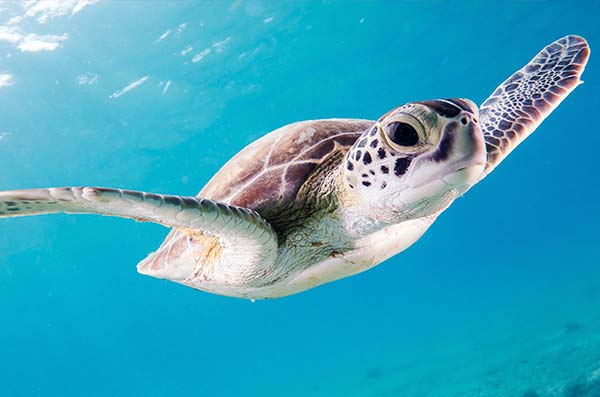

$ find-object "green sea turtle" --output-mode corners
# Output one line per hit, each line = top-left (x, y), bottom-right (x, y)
(0, 35), (590, 299)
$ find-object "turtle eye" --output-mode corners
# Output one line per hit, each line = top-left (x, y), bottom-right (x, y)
(385, 122), (419, 147)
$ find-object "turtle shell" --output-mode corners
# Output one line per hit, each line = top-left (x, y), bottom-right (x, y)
(199, 119), (374, 213)
(138, 119), (373, 273)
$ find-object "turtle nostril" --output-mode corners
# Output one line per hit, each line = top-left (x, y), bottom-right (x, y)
(460, 116), (469, 126)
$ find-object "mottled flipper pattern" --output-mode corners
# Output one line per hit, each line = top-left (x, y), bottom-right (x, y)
(479, 35), (590, 177)
(0, 187), (277, 263)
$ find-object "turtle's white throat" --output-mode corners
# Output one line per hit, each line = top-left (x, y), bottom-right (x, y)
(337, 160), (484, 239)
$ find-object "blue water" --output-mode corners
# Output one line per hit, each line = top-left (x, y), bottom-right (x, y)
(1, 1), (599, 396)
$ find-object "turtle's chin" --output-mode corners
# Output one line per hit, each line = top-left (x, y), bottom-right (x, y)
(442, 161), (486, 193)
(391, 161), (485, 221)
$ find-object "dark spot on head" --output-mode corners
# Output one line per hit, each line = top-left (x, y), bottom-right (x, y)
(349, 184), (354, 189)
(4, 201), (15, 206)
(394, 158), (411, 176)
(370, 139), (379, 148)
(355, 150), (362, 161)
(433, 132), (454, 162)
(377, 147), (386, 159)
(357, 139), (367, 148)
(7, 207), (20, 211)
(381, 165), (389, 174)
(362, 174), (368, 178)
(380, 181), (387, 189)
(346, 161), (354, 171)
(369, 126), (377, 136)
(369, 170), (375, 175)
(363, 151), (372, 164)
(362, 181), (371, 187)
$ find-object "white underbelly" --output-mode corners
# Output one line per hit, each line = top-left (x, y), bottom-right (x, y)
(257, 216), (435, 298)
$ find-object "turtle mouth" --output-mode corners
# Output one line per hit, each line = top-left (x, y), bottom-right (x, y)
(449, 158), (486, 174)
(407, 157), (485, 190)
(441, 160), (486, 188)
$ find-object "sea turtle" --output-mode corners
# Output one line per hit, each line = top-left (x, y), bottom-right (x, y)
(0, 35), (590, 299)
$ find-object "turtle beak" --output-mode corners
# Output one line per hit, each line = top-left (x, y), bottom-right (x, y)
(438, 110), (486, 190)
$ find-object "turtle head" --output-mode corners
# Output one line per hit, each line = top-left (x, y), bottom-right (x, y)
(342, 98), (486, 225)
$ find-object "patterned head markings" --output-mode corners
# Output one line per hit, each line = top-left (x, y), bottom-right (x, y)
(344, 97), (485, 199)
(478, 35), (589, 177)
(344, 103), (432, 192)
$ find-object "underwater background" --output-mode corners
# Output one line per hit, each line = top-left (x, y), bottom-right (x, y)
(0, 1), (599, 396)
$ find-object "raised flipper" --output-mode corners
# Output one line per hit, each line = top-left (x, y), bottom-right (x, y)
(479, 35), (590, 178)
(0, 187), (278, 287)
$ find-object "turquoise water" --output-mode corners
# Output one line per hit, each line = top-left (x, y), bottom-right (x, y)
(0, 1), (599, 396)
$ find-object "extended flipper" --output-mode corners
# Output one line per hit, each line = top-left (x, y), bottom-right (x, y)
(0, 187), (278, 289)
(479, 35), (590, 178)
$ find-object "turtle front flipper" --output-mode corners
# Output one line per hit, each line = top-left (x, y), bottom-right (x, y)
(479, 35), (590, 178)
(0, 187), (278, 293)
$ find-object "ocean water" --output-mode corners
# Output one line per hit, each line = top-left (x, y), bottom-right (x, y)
(0, 1), (599, 396)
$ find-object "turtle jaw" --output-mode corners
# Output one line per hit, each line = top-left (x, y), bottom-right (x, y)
(442, 161), (486, 191)
(408, 152), (487, 196)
